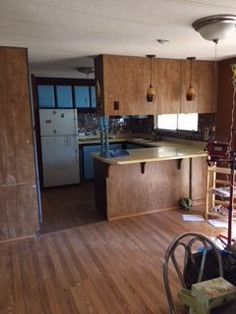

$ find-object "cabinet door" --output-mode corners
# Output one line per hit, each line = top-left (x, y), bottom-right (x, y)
(181, 61), (216, 113)
(91, 86), (97, 108)
(96, 55), (181, 116)
(75, 86), (90, 108)
(83, 145), (101, 180)
(56, 85), (73, 108)
(100, 55), (158, 116)
(37, 85), (55, 108)
(152, 59), (181, 114)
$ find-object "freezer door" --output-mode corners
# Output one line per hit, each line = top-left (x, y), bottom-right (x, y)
(39, 109), (78, 136)
(41, 135), (80, 187)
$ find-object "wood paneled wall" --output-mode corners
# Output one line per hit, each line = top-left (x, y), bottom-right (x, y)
(216, 58), (236, 149)
(94, 157), (206, 220)
(0, 47), (39, 241)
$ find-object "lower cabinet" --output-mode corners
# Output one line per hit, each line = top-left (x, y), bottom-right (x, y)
(81, 144), (100, 181)
(81, 143), (123, 181)
(81, 141), (149, 181)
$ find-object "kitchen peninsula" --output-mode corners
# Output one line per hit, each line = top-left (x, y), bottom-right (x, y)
(93, 141), (207, 220)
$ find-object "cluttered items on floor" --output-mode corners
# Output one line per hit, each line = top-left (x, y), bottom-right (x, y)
(179, 277), (236, 314)
(163, 232), (236, 314)
(182, 214), (205, 222)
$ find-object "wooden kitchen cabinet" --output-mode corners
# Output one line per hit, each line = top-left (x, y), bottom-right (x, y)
(95, 55), (182, 115)
(181, 60), (216, 113)
(152, 59), (181, 114)
(95, 54), (216, 116)
(95, 54), (153, 115)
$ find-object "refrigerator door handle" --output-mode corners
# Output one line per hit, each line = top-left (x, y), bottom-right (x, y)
(75, 149), (79, 163)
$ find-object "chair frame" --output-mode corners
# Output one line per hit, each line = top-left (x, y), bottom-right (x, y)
(163, 232), (223, 314)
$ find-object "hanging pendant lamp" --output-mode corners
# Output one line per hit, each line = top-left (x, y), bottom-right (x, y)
(186, 57), (196, 101)
(146, 54), (156, 102)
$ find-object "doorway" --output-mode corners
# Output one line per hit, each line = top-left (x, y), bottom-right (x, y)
(31, 76), (104, 234)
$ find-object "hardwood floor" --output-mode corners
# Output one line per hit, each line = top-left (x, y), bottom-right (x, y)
(41, 184), (104, 233)
(0, 210), (227, 314)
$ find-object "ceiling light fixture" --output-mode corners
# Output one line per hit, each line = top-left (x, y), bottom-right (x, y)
(186, 57), (196, 102)
(192, 14), (236, 41)
(146, 54), (156, 102)
(156, 39), (169, 44)
(76, 66), (94, 76)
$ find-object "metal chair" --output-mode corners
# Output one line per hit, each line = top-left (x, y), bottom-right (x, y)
(163, 232), (223, 314)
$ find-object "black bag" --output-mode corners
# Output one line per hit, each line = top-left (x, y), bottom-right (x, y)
(183, 249), (236, 289)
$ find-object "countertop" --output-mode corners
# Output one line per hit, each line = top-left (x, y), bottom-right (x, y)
(91, 139), (207, 165)
(79, 137), (126, 145)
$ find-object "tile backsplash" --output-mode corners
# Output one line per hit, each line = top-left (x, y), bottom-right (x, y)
(77, 113), (99, 135)
(78, 113), (136, 135)
(77, 112), (216, 142)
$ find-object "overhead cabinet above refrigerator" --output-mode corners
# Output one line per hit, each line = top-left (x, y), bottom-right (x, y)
(39, 109), (80, 187)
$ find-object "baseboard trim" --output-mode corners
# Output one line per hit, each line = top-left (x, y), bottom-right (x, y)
(0, 234), (36, 245)
(108, 206), (177, 222)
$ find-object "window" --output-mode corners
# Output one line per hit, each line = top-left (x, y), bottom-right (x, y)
(157, 114), (178, 130)
(177, 113), (198, 131)
(156, 113), (198, 131)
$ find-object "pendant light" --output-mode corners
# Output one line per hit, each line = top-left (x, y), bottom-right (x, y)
(214, 39), (219, 114)
(186, 57), (196, 101)
(146, 54), (156, 102)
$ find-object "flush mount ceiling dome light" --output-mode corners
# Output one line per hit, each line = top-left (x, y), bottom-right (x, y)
(192, 14), (236, 41)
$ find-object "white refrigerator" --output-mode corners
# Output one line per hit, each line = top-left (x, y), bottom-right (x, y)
(39, 109), (80, 187)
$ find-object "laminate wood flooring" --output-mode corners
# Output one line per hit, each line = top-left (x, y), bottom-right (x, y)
(0, 210), (227, 314)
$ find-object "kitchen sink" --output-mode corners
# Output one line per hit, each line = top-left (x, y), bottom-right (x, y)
(131, 138), (152, 142)
(79, 136), (118, 142)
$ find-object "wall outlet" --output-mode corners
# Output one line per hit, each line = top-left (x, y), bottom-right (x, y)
(114, 101), (119, 110)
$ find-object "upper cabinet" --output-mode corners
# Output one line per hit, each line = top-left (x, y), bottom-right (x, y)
(35, 78), (96, 111)
(95, 54), (216, 116)
(56, 85), (73, 108)
(95, 55), (152, 115)
(152, 59), (181, 114)
(95, 55), (181, 116)
(38, 85), (55, 108)
(181, 60), (216, 113)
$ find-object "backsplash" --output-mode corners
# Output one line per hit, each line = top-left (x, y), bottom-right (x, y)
(77, 112), (216, 142)
(77, 113), (152, 135)
(77, 113), (99, 135)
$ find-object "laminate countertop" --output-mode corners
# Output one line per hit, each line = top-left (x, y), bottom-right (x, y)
(79, 137), (124, 145)
(92, 141), (207, 165)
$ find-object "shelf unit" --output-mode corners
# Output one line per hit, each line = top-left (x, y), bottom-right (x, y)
(205, 158), (236, 247)
(206, 164), (236, 218)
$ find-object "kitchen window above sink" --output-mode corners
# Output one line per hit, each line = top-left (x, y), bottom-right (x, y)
(155, 113), (198, 132)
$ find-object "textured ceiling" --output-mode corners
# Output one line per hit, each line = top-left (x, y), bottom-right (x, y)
(1, 0), (236, 74)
